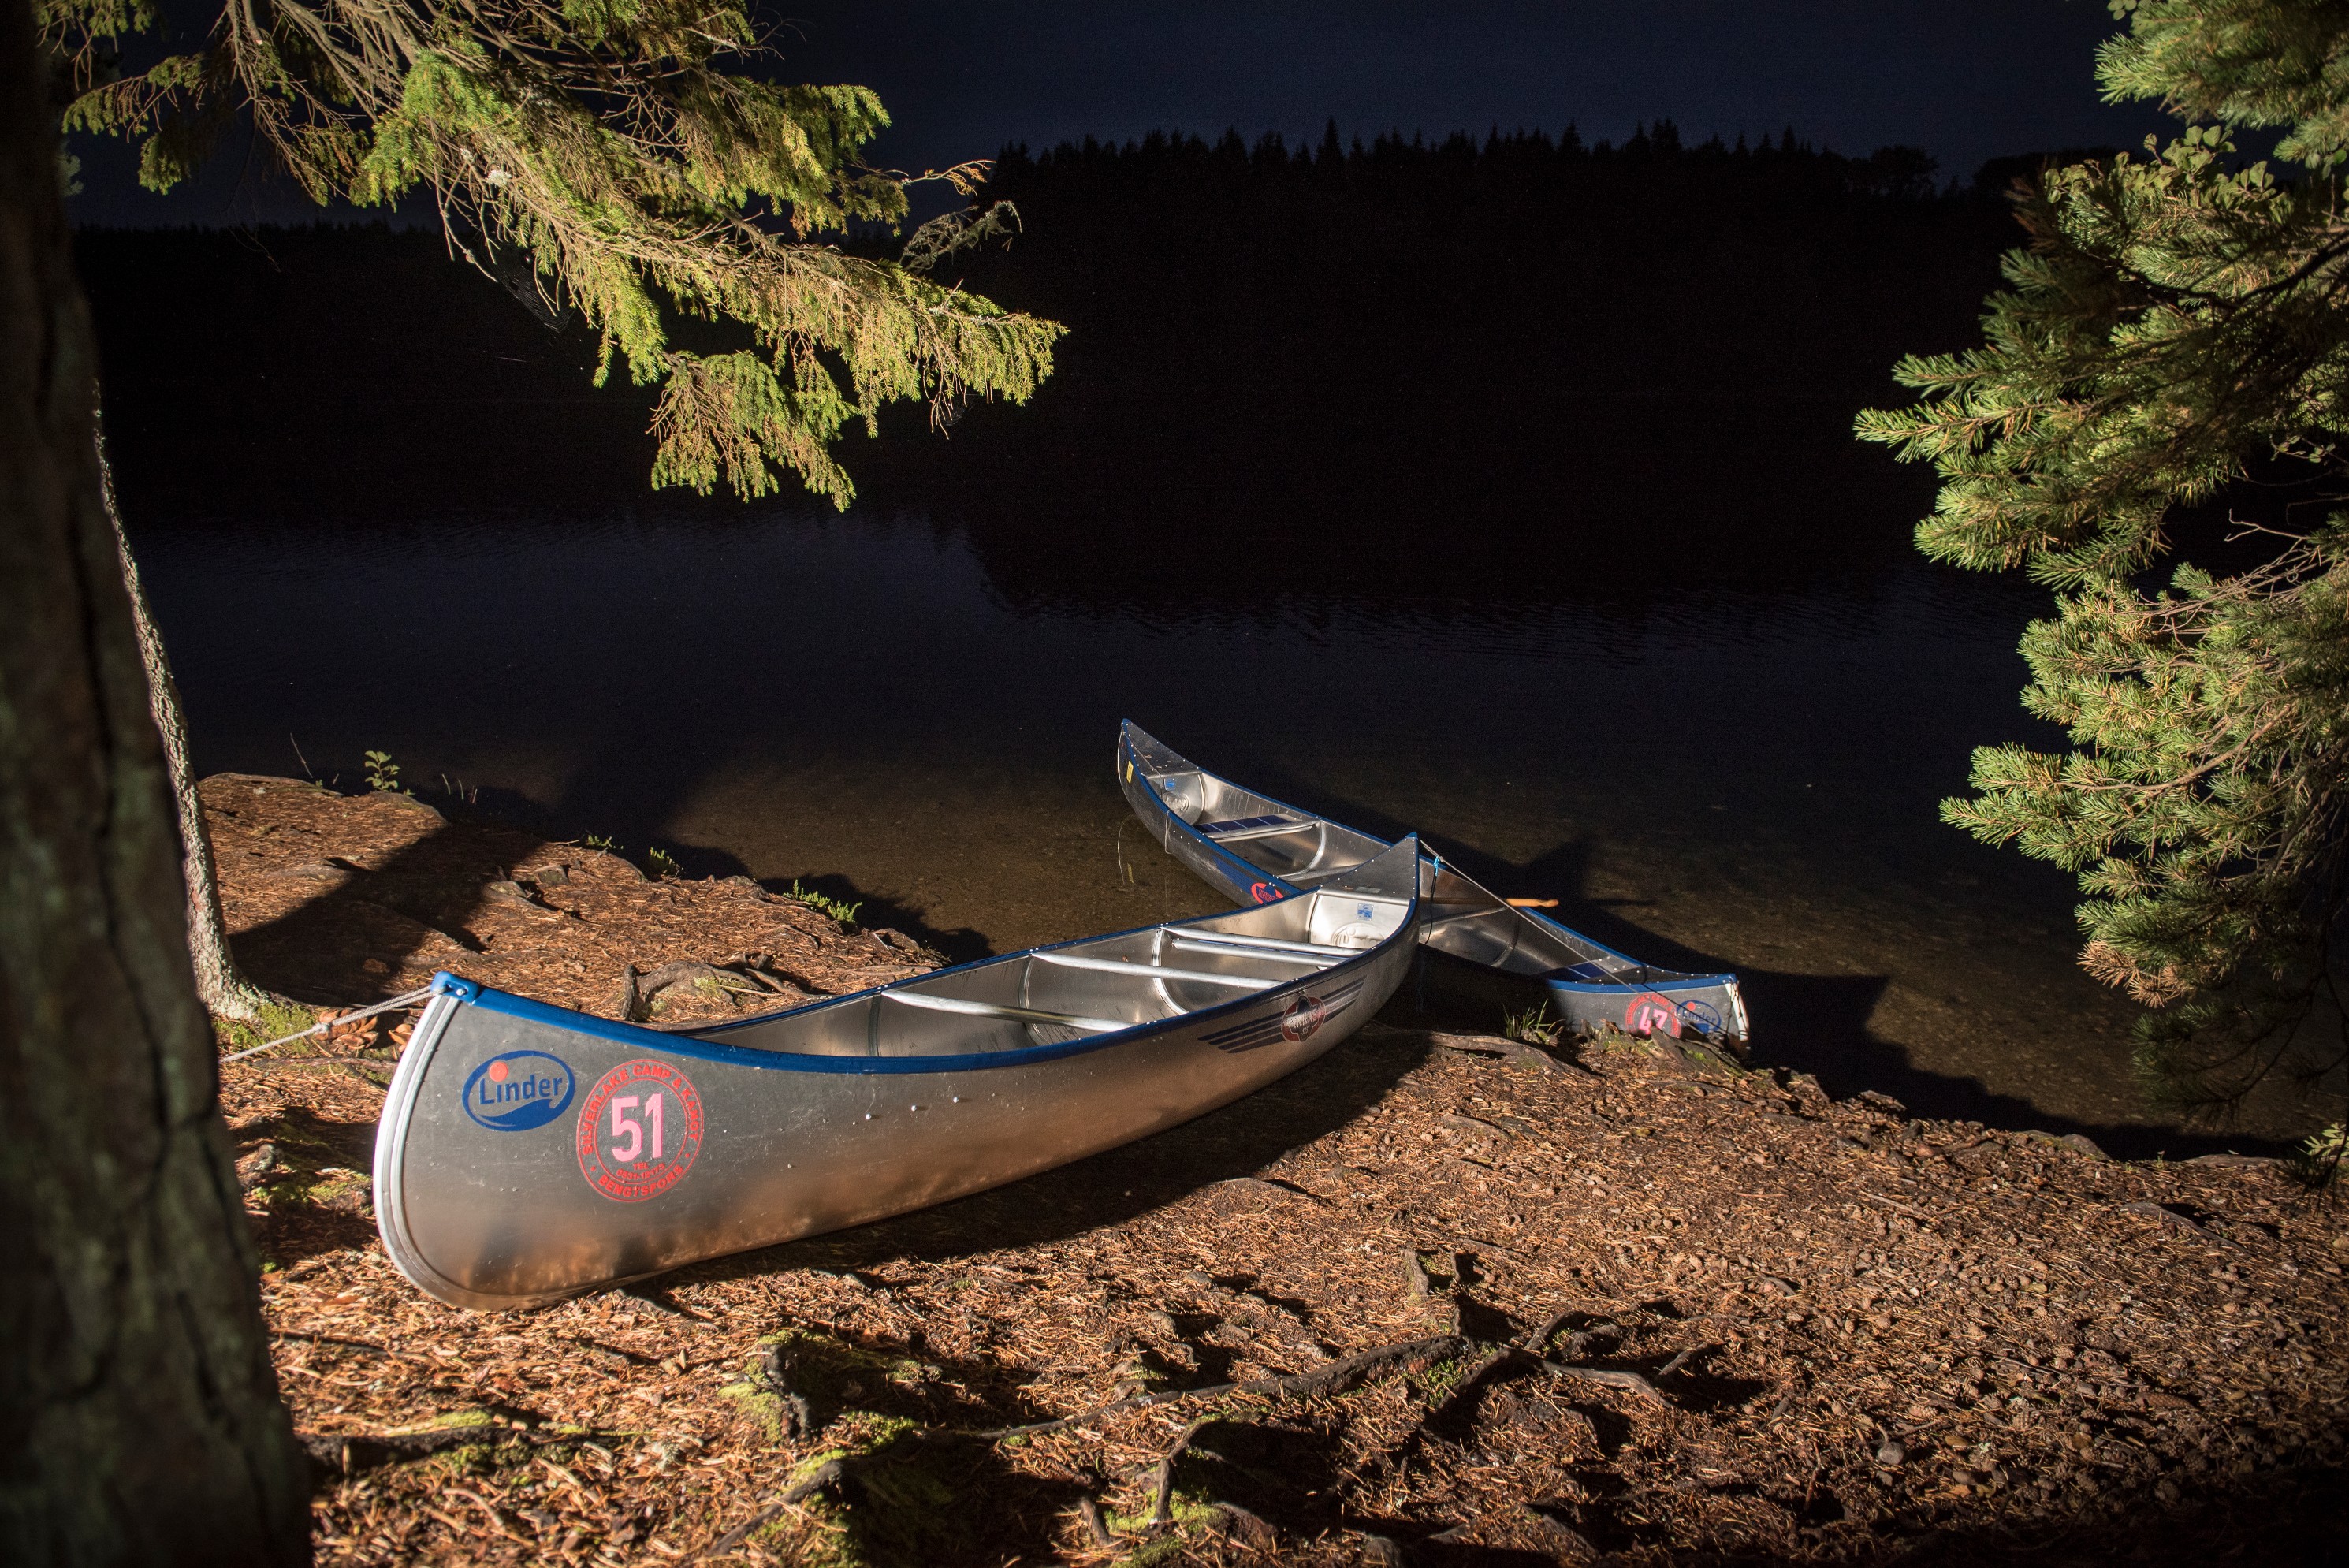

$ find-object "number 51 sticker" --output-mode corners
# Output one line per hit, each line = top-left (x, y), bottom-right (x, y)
(576, 1059), (705, 1201)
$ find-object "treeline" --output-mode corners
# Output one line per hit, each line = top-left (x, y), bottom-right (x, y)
(940, 117), (2003, 420)
(993, 117), (1949, 203)
(77, 118), (2025, 605)
(866, 122), (2014, 602)
(76, 223), (629, 520)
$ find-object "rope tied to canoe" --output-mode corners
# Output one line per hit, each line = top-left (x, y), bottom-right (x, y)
(221, 984), (437, 1064)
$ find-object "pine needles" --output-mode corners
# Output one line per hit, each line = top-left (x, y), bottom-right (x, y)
(42, 0), (1062, 505)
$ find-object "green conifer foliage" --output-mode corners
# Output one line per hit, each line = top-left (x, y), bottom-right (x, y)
(39, 0), (1062, 504)
(1859, 1), (2349, 1114)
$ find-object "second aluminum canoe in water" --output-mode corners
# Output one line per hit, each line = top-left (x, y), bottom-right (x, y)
(1116, 722), (1745, 1043)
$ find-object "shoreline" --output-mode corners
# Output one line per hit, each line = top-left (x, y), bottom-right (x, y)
(207, 775), (2347, 1562)
(210, 766), (2317, 1160)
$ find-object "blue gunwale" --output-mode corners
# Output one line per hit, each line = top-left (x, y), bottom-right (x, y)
(1545, 974), (1734, 997)
(1123, 729), (1309, 903)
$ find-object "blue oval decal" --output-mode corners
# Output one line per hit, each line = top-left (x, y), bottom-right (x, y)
(462, 1050), (576, 1131)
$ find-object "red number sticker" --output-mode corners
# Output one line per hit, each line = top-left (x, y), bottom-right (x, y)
(576, 1059), (705, 1202)
(1623, 993), (1685, 1040)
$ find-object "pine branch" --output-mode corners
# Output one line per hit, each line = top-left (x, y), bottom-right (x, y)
(46, 0), (1064, 508)
(1860, 0), (2349, 1113)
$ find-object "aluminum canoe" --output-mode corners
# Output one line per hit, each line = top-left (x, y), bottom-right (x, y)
(373, 837), (1420, 1309)
(1116, 721), (1746, 1043)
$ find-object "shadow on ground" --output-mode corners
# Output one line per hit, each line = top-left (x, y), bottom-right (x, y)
(685, 1023), (1433, 1281)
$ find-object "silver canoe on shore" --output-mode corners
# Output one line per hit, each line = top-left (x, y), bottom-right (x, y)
(1117, 722), (1746, 1043)
(374, 837), (1421, 1309)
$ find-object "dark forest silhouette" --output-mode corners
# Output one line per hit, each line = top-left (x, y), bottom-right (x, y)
(955, 119), (1999, 420)
(78, 119), (2021, 602)
(929, 121), (2011, 601)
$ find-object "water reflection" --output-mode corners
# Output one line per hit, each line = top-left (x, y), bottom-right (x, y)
(129, 493), (2310, 1153)
(77, 207), (2330, 1153)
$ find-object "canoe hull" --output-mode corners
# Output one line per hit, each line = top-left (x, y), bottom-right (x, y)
(376, 868), (1417, 1309)
(1413, 944), (1747, 1044)
(1118, 721), (1747, 1042)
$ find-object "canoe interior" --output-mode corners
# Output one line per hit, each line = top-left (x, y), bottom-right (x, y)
(681, 875), (1413, 1060)
(1134, 769), (1391, 890)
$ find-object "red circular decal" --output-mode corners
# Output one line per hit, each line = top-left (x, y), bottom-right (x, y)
(576, 1059), (705, 1202)
(1623, 993), (1685, 1040)
(1281, 993), (1329, 1042)
(1249, 881), (1286, 905)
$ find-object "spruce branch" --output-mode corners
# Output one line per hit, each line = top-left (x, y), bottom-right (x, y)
(42, 0), (1063, 507)
(1862, 0), (2349, 1118)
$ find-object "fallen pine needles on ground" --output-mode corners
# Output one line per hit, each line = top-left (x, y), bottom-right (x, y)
(222, 1017), (2347, 1565)
(205, 776), (2347, 1562)
(204, 773), (937, 1030)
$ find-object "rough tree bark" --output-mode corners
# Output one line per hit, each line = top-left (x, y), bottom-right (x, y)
(0, 0), (311, 1559)
(94, 421), (276, 1023)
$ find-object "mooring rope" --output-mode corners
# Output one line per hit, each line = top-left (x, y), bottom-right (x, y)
(220, 984), (437, 1065)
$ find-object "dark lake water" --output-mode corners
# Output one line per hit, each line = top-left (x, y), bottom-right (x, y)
(127, 477), (2314, 1156)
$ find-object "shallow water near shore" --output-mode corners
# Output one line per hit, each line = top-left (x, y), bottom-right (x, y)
(130, 493), (2323, 1156)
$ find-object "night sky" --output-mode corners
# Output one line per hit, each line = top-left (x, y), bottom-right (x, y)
(69, 0), (2172, 227)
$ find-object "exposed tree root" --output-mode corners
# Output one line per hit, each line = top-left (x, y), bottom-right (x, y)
(981, 1334), (1468, 1440)
(296, 1417), (587, 1477)
(1145, 1417), (1209, 1525)
(687, 1458), (844, 1564)
(616, 960), (799, 1022)
(1527, 1354), (1667, 1404)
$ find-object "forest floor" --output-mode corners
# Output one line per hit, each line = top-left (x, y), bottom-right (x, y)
(210, 777), (2348, 1566)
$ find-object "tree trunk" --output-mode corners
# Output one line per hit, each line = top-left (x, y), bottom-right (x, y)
(0, 2), (312, 1560)
(95, 419), (276, 1024)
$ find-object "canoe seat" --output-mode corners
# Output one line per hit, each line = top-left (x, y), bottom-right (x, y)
(1198, 814), (1313, 840)
(883, 992), (1127, 1034)
(1168, 932), (1353, 964)
(1035, 952), (1281, 990)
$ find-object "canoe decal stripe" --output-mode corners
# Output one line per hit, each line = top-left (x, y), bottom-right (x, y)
(1201, 977), (1367, 1054)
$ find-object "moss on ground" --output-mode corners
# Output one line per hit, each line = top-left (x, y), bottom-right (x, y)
(213, 997), (325, 1055)
(719, 1331), (996, 1566)
(754, 1415), (993, 1568)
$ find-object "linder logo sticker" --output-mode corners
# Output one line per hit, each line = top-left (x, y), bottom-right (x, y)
(1280, 993), (1329, 1042)
(461, 1049), (575, 1132)
(576, 1059), (705, 1202)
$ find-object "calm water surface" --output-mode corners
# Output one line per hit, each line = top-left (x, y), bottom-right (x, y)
(133, 505), (2306, 1153)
